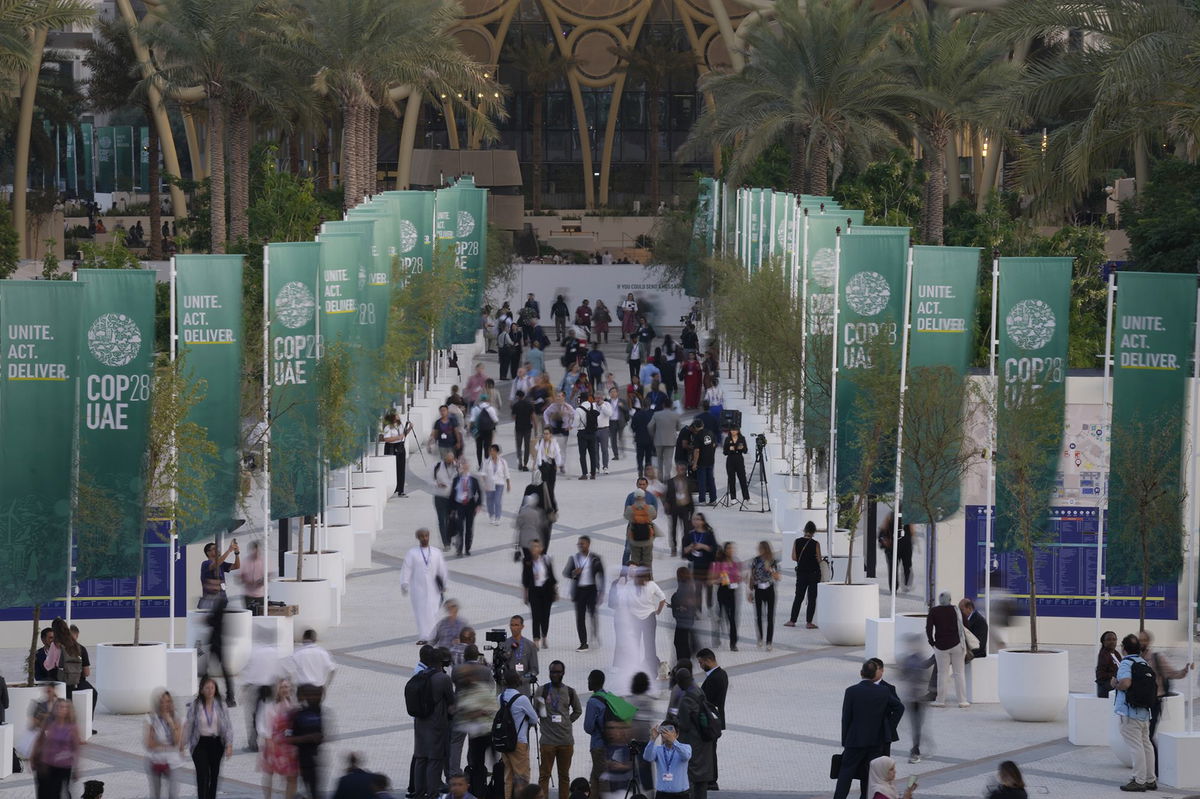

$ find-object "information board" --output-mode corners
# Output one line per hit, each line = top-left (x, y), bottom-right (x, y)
(964, 504), (1177, 620)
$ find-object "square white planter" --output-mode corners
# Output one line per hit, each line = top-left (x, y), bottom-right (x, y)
(166, 647), (198, 700)
(865, 618), (895, 663)
(253, 615), (294, 656)
(966, 656), (999, 704)
(0, 723), (12, 779)
(1158, 732), (1200, 788)
(72, 689), (93, 741)
(1068, 693), (1111, 745)
(354, 530), (374, 569)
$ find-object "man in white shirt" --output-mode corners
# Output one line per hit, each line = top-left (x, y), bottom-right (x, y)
(594, 394), (613, 474)
(627, 567), (667, 676)
(564, 536), (605, 652)
(573, 393), (602, 480)
(400, 528), (450, 644)
(287, 629), (338, 688)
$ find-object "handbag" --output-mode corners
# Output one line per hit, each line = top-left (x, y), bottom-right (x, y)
(829, 753), (841, 780)
(819, 556), (833, 583)
(957, 611), (977, 661)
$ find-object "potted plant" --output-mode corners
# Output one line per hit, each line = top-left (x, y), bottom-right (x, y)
(994, 386), (1069, 722)
(98, 355), (216, 714)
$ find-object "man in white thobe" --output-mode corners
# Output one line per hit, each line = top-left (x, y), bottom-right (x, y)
(400, 527), (449, 644)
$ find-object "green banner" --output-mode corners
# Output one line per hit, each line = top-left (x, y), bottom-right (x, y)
(114, 126), (134, 192)
(267, 242), (322, 520)
(686, 177), (716, 295)
(1106, 272), (1196, 586)
(994, 257), (1072, 552)
(747, 188), (762, 270)
(319, 232), (363, 467)
(382, 190), (434, 289)
(65, 126), (77, 194)
(139, 126), (150, 192)
(802, 214), (842, 446)
(447, 176), (488, 343)
(175, 254), (244, 544)
(75, 270), (156, 581)
(834, 228), (909, 492)
(902, 245), (980, 523)
(81, 122), (94, 195)
(0, 282), (83, 608)
(96, 126), (115, 193)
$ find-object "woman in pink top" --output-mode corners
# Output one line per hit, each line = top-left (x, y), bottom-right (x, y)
(709, 541), (743, 651)
(32, 698), (81, 799)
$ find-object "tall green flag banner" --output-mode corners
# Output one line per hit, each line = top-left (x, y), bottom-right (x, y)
(175, 255), (244, 544)
(448, 175), (488, 343)
(114, 126), (134, 192)
(903, 245), (980, 523)
(65, 126), (77, 194)
(81, 122), (94, 194)
(139, 126), (150, 192)
(75, 269), (156, 581)
(324, 219), (381, 436)
(267, 242), (322, 520)
(747, 189), (762, 270)
(994, 257), (1072, 549)
(802, 214), (843, 446)
(1106, 272), (1196, 586)
(96, 126), (115, 193)
(382, 190), (435, 288)
(686, 178), (716, 295)
(319, 232), (364, 468)
(0, 281), (83, 608)
(834, 229), (909, 492)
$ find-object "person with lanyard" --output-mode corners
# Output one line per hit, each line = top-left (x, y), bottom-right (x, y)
(381, 410), (410, 498)
(543, 392), (575, 474)
(432, 451), (460, 549)
(521, 539), (558, 649)
(449, 456), (484, 558)
(626, 338), (644, 383)
(704, 376), (725, 423)
(1096, 630), (1121, 698)
(722, 428), (750, 501)
(512, 389), (536, 472)
(31, 698), (81, 799)
(497, 672), (540, 799)
(144, 689), (183, 799)
(682, 513), (718, 612)
(469, 395), (500, 469)
(401, 528), (450, 645)
(642, 721), (692, 799)
(200, 540), (240, 608)
(503, 615), (540, 695)
(619, 293), (639, 342)
(429, 405), (463, 459)
(481, 444), (512, 526)
(565, 536), (605, 652)
(786, 521), (822, 629)
(689, 419), (718, 506)
(183, 677), (234, 799)
(536, 661), (583, 799)
(605, 386), (626, 461)
(551, 295), (571, 343)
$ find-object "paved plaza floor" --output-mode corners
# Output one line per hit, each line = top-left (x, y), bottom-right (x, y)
(2, 328), (1199, 798)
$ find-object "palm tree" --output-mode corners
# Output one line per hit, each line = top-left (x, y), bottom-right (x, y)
(894, 8), (1013, 244)
(506, 38), (578, 212)
(682, 0), (920, 194)
(610, 39), (696, 209)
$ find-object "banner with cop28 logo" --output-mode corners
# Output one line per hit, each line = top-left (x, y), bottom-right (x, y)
(436, 176), (488, 344)
(802, 214), (843, 447)
(0, 281), (83, 608)
(382, 190), (434, 288)
(267, 242), (321, 520)
(994, 257), (1072, 549)
(834, 228), (909, 492)
(75, 269), (156, 581)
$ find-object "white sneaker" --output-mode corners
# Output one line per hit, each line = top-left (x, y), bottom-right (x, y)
(602, 467), (609, 474)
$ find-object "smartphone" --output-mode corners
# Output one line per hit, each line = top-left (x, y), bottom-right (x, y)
(907, 776), (918, 789)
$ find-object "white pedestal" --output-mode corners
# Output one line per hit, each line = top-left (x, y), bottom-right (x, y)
(966, 656), (999, 704)
(252, 616), (294, 656)
(351, 503), (380, 534)
(0, 723), (12, 779)
(894, 613), (932, 662)
(1068, 693), (1112, 745)
(1160, 691), (1187, 735)
(865, 618), (895, 663)
(166, 647), (199, 701)
(1159, 732), (1200, 788)
(72, 689), (93, 741)
(354, 530), (374, 569)
(186, 608), (253, 674)
(284, 550), (346, 596)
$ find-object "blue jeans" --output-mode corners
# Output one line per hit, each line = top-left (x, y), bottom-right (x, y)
(486, 486), (504, 520)
(696, 466), (716, 503)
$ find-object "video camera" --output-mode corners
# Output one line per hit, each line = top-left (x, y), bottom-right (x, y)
(754, 433), (768, 452)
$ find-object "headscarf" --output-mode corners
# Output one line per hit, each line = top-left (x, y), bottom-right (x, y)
(868, 755), (898, 799)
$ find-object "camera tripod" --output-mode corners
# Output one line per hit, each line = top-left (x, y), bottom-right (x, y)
(737, 445), (771, 513)
(623, 741), (648, 799)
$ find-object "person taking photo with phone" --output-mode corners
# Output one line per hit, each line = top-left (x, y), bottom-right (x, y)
(642, 721), (692, 799)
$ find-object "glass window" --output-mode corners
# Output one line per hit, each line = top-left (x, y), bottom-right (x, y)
(620, 91), (646, 129)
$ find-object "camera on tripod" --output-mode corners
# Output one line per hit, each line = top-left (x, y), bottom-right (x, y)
(754, 433), (768, 453)
(484, 628), (509, 684)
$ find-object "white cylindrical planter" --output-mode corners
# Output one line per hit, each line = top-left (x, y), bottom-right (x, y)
(894, 612), (932, 662)
(185, 608), (253, 675)
(366, 456), (396, 492)
(323, 506), (351, 526)
(284, 550), (346, 595)
(351, 503), (380, 535)
(352, 484), (385, 528)
(997, 648), (1069, 722)
(321, 525), (356, 574)
(327, 487), (350, 507)
(353, 471), (390, 515)
(95, 642), (168, 714)
(268, 578), (334, 640)
(815, 582), (879, 646)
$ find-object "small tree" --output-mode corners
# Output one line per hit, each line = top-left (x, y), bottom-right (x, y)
(1105, 416), (1186, 631)
(901, 366), (986, 605)
(0, 201), (20, 279)
(994, 386), (1062, 652)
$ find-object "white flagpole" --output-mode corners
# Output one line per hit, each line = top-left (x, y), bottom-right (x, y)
(800, 209), (810, 498)
(1095, 270), (1115, 645)
(756, 190), (766, 270)
(827, 230), (842, 555)
(1186, 283), (1200, 733)
(262, 245), (272, 613)
(768, 193), (777, 261)
(985, 250), (999, 642)
(890, 246), (914, 619)
(168, 255), (178, 647)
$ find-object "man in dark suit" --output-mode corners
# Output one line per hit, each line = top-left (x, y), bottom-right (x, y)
(868, 658), (901, 756)
(959, 598), (988, 658)
(834, 660), (905, 799)
(696, 648), (728, 791)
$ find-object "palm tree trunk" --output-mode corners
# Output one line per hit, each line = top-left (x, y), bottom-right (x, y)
(147, 115), (163, 260)
(1134, 135), (1150, 195)
(228, 100), (250, 242)
(288, 129), (301, 174)
(367, 104), (379, 195)
(808, 139), (830, 196)
(342, 102), (359, 210)
(649, 91), (661, 209)
(925, 127), (949, 245)
(13, 27), (48, 258)
(788, 128), (808, 194)
(208, 94), (227, 253)
(532, 91), (545, 212)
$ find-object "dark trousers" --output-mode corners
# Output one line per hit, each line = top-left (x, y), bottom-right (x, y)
(754, 584), (776, 644)
(1151, 697), (1162, 776)
(588, 367), (604, 389)
(530, 584), (555, 640)
(628, 360), (640, 381)
(386, 441), (407, 494)
(574, 586), (598, 645)
(539, 462), (557, 508)
(577, 431), (598, 476)
(717, 585), (738, 649)
(205, 644), (236, 700)
(300, 755), (320, 799)
(452, 504), (476, 556)
(434, 496), (452, 547)
(674, 626), (697, 662)
(833, 746), (878, 799)
(468, 735), (491, 798)
(907, 700), (925, 756)
(696, 466), (716, 503)
(476, 429), (494, 469)
(36, 765), (72, 799)
(635, 441), (654, 475)
(192, 735), (225, 799)
(515, 428), (532, 468)
(726, 459), (748, 499)
(1097, 681), (1112, 698)
(610, 424), (622, 458)
(669, 508), (692, 553)
(790, 571), (819, 624)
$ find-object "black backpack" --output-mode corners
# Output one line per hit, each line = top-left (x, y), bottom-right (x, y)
(491, 693), (523, 752)
(1123, 657), (1158, 709)
(405, 670), (435, 719)
(584, 405), (600, 433)
(476, 407), (496, 433)
(59, 650), (84, 689)
(691, 688), (723, 742)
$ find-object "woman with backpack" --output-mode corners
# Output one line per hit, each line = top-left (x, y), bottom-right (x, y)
(626, 490), (658, 566)
(45, 618), (83, 695)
